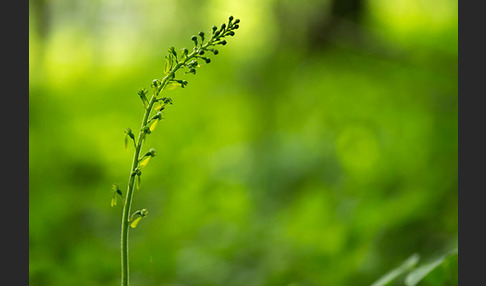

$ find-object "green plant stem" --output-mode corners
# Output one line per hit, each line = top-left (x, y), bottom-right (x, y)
(120, 99), (153, 286)
(120, 49), (203, 286)
(118, 13), (242, 278)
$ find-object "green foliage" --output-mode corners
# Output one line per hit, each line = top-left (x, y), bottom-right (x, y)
(405, 250), (458, 286)
(29, 1), (457, 285)
(371, 249), (458, 286)
(371, 254), (420, 286)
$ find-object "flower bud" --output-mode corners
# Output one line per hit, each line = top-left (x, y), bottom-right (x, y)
(142, 126), (151, 135)
(187, 59), (198, 68)
(191, 35), (198, 46)
(175, 79), (188, 88)
(131, 168), (142, 178)
(140, 209), (149, 217)
(111, 184), (123, 207)
(147, 148), (157, 157)
(124, 128), (135, 139)
(112, 184), (119, 192)
(152, 79), (160, 88)
(124, 128), (135, 149)
(198, 31), (205, 42)
(168, 46), (177, 58)
(162, 97), (173, 105)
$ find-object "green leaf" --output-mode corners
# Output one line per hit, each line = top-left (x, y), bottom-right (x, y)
(371, 254), (420, 286)
(422, 250), (458, 285)
(405, 249), (458, 286)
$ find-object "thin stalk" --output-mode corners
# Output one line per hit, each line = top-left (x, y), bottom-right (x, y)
(120, 96), (154, 286)
(118, 18), (239, 284)
(120, 53), (197, 286)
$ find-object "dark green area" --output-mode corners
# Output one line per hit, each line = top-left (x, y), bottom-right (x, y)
(29, 0), (457, 285)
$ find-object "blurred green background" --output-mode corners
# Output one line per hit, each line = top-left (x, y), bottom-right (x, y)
(29, 0), (458, 285)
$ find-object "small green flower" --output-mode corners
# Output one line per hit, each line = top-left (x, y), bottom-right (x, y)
(111, 184), (123, 207)
(130, 209), (149, 228)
